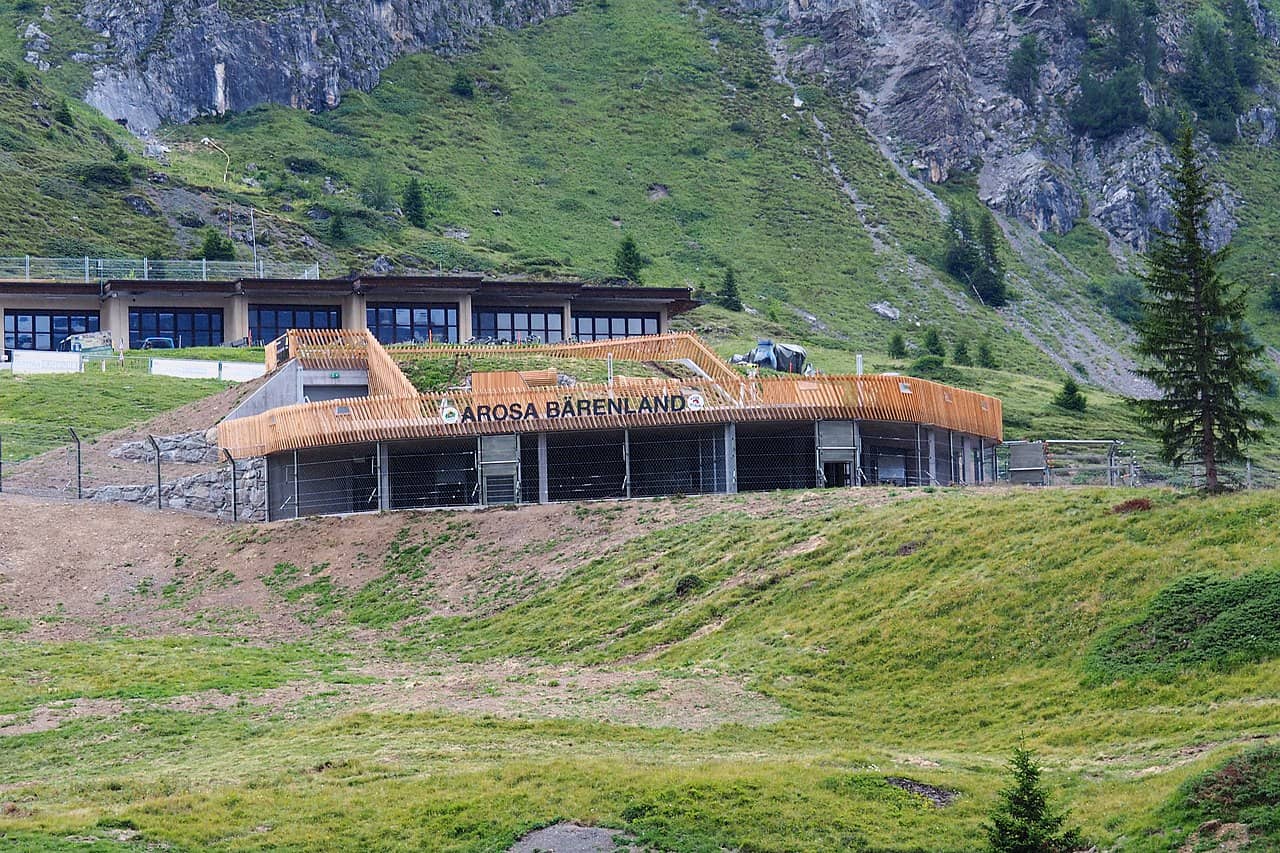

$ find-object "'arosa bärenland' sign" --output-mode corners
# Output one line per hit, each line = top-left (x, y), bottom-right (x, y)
(441, 391), (706, 425)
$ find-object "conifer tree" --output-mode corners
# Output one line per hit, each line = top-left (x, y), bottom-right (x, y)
(329, 212), (347, 242)
(402, 178), (427, 228)
(888, 332), (907, 359)
(614, 235), (643, 283)
(975, 211), (1008, 306)
(1136, 122), (1271, 491)
(977, 339), (997, 369)
(1053, 378), (1087, 412)
(721, 267), (743, 311)
(923, 328), (945, 358)
(985, 747), (1082, 853)
(953, 339), (972, 366)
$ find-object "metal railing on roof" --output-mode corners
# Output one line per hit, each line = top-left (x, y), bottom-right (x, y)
(0, 256), (322, 283)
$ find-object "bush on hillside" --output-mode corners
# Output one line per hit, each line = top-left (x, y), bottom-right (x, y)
(1177, 744), (1280, 838)
(1087, 568), (1280, 682)
(194, 230), (235, 261)
(450, 71), (475, 99)
(888, 332), (907, 359)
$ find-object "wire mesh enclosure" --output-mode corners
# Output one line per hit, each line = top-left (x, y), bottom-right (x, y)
(258, 419), (1005, 520)
(629, 425), (727, 497)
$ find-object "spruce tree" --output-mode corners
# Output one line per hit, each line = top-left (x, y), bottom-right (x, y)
(1053, 378), (1087, 412)
(985, 748), (1082, 853)
(953, 339), (972, 366)
(976, 211), (1008, 306)
(614, 235), (643, 283)
(977, 339), (998, 369)
(888, 332), (907, 359)
(329, 212), (347, 242)
(721, 267), (743, 311)
(402, 178), (427, 228)
(1135, 122), (1271, 492)
(923, 328), (945, 358)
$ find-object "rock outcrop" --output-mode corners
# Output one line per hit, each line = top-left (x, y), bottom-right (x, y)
(79, 0), (571, 133)
(761, 0), (1253, 251)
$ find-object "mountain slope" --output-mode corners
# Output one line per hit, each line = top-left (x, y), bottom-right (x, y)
(6, 0), (1280, 412)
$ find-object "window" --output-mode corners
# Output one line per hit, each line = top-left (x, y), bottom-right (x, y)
(471, 307), (563, 343)
(4, 310), (99, 351)
(366, 303), (458, 344)
(128, 308), (223, 348)
(249, 305), (341, 345)
(572, 311), (659, 342)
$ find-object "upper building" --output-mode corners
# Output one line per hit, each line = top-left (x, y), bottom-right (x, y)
(0, 272), (698, 353)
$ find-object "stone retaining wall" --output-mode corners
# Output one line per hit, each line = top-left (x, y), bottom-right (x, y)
(86, 457), (267, 522)
(110, 430), (223, 465)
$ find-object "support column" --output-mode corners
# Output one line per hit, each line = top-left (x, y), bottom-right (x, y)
(342, 292), (367, 331)
(724, 423), (737, 494)
(928, 429), (937, 485)
(101, 297), (129, 350)
(226, 294), (249, 344)
(854, 421), (863, 486)
(458, 294), (473, 342)
(377, 442), (391, 511)
(658, 306), (670, 334)
(623, 428), (632, 499)
(537, 433), (549, 504)
(562, 300), (573, 342)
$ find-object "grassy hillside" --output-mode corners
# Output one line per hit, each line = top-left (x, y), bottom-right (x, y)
(0, 372), (229, 461)
(0, 488), (1277, 850)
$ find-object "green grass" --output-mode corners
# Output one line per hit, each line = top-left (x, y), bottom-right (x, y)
(0, 371), (229, 461)
(1, 489), (1278, 849)
(398, 351), (666, 392)
(143, 346), (266, 363)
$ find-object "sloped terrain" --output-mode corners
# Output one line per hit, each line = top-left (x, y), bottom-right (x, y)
(0, 487), (1278, 850)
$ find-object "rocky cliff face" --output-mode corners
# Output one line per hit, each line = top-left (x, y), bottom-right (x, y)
(79, 0), (570, 133)
(759, 0), (1260, 252)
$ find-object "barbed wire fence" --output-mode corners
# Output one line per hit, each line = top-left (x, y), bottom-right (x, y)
(0, 425), (264, 521)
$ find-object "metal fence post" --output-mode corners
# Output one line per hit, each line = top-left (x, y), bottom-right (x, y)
(148, 434), (162, 510)
(0, 433), (4, 494)
(224, 449), (238, 522)
(68, 428), (82, 499)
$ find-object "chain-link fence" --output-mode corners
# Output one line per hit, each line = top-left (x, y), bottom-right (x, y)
(261, 421), (1005, 521)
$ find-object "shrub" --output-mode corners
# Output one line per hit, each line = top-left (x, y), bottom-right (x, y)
(359, 168), (393, 210)
(1006, 34), (1044, 106)
(54, 99), (74, 126)
(450, 71), (475, 99)
(194, 230), (235, 261)
(952, 340), (972, 366)
(888, 332), (907, 359)
(1087, 568), (1280, 681)
(1179, 745), (1280, 836)
(674, 574), (705, 598)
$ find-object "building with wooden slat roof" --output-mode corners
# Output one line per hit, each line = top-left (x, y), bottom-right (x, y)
(219, 330), (1002, 520)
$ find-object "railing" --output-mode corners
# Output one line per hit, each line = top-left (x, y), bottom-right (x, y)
(0, 256), (322, 283)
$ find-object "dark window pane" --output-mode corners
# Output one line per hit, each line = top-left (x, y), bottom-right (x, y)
(628, 318), (642, 335)
(17, 316), (32, 332)
(35, 316), (49, 333)
(644, 317), (658, 334)
(2, 315), (12, 332)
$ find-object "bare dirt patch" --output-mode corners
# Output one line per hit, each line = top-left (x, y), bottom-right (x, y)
(885, 776), (958, 807)
(1179, 820), (1251, 853)
(0, 487), (918, 641)
(509, 822), (639, 852)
